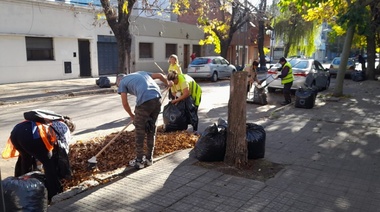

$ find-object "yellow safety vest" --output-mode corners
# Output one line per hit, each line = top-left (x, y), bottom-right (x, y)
(281, 62), (294, 84)
(172, 74), (202, 107)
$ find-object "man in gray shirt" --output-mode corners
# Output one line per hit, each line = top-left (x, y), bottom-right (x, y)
(117, 71), (172, 169)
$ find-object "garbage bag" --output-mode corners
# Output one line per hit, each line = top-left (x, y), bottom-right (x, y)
(98, 76), (111, 88)
(163, 101), (188, 132)
(194, 121), (227, 162)
(246, 123), (266, 159)
(2, 171), (48, 212)
(295, 87), (317, 109)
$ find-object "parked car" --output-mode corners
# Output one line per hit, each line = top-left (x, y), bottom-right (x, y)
(187, 56), (236, 82)
(266, 59), (330, 92)
(329, 57), (356, 77)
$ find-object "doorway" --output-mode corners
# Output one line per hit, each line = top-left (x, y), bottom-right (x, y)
(78, 40), (91, 77)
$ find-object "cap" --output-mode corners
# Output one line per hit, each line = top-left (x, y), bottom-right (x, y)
(279, 57), (286, 63)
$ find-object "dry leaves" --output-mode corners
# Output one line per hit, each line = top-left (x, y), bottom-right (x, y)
(62, 125), (199, 190)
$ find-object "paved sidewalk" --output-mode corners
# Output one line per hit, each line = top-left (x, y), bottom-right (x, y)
(0, 77), (117, 105)
(2, 77), (380, 211)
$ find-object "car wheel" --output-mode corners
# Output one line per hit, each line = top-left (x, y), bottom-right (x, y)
(324, 77), (330, 90)
(211, 72), (218, 82)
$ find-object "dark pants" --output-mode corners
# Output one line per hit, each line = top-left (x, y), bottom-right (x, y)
(283, 82), (293, 103)
(10, 122), (62, 202)
(134, 98), (161, 161)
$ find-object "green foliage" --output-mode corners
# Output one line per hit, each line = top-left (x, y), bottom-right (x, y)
(273, 9), (317, 57)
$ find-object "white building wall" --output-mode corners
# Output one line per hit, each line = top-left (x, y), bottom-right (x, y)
(0, 0), (204, 84)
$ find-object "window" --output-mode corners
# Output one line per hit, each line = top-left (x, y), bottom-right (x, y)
(139, 42), (153, 58)
(165, 44), (177, 58)
(26, 37), (54, 61)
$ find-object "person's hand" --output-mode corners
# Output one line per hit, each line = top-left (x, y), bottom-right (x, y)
(168, 81), (174, 87)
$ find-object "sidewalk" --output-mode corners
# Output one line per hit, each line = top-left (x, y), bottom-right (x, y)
(2, 77), (380, 211)
(0, 77), (117, 105)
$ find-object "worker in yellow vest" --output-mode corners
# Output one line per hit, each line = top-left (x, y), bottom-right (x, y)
(277, 57), (294, 105)
(167, 72), (202, 134)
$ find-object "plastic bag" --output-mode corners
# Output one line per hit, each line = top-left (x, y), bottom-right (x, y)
(2, 171), (48, 212)
(163, 101), (188, 132)
(246, 123), (266, 159)
(194, 119), (227, 162)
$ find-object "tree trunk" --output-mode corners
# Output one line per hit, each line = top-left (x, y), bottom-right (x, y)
(333, 25), (355, 97)
(366, 33), (376, 80)
(101, 0), (135, 75)
(220, 40), (230, 59)
(225, 71), (248, 167)
(258, 20), (266, 70)
(283, 42), (291, 58)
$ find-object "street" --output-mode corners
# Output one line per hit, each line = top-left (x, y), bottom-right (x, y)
(0, 78), (284, 179)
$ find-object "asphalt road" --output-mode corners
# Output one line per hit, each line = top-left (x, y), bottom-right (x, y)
(0, 79), (284, 179)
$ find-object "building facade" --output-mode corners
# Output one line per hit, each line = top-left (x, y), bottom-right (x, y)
(0, 0), (204, 84)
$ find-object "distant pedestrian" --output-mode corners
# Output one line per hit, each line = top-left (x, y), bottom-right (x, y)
(358, 54), (366, 71)
(116, 71), (172, 170)
(190, 52), (196, 61)
(276, 57), (294, 105)
(168, 54), (182, 75)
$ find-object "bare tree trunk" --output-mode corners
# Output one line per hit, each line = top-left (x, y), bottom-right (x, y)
(258, 0), (267, 70)
(283, 42), (291, 58)
(101, 0), (135, 75)
(258, 20), (266, 70)
(225, 71), (248, 167)
(333, 25), (355, 97)
(366, 33), (376, 80)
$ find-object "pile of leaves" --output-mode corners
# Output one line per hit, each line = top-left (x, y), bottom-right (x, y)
(62, 125), (199, 191)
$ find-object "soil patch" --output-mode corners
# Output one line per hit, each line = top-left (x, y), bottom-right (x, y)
(193, 159), (285, 182)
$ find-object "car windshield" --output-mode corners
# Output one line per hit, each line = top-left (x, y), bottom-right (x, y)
(332, 58), (354, 66)
(190, 58), (209, 65)
(293, 61), (309, 69)
(289, 59), (300, 67)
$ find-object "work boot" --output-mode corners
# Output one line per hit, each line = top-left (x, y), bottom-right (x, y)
(281, 100), (291, 106)
(145, 158), (153, 166)
(129, 158), (145, 169)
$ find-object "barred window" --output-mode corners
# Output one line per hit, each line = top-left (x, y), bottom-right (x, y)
(26, 37), (54, 61)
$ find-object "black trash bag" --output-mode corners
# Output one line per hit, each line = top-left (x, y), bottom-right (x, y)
(24, 109), (64, 123)
(98, 76), (111, 88)
(246, 123), (266, 159)
(194, 120), (227, 162)
(2, 171), (48, 212)
(351, 70), (366, 82)
(163, 101), (188, 132)
(295, 87), (317, 109)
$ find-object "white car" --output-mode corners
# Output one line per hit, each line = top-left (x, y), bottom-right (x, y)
(187, 56), (236, 82)
(265, 59), (331, 92)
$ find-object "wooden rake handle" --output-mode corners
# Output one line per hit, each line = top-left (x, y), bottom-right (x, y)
(94, 121), (133, 158)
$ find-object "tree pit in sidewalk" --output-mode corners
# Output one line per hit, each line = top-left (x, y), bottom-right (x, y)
(63, 125), (199, 191)
(193, 159), (285, 182)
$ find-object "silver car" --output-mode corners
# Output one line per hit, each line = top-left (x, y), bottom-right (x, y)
(266, 59), (330, 92)
(187, 56), (236, 82)
(329, 57), (356, 77)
